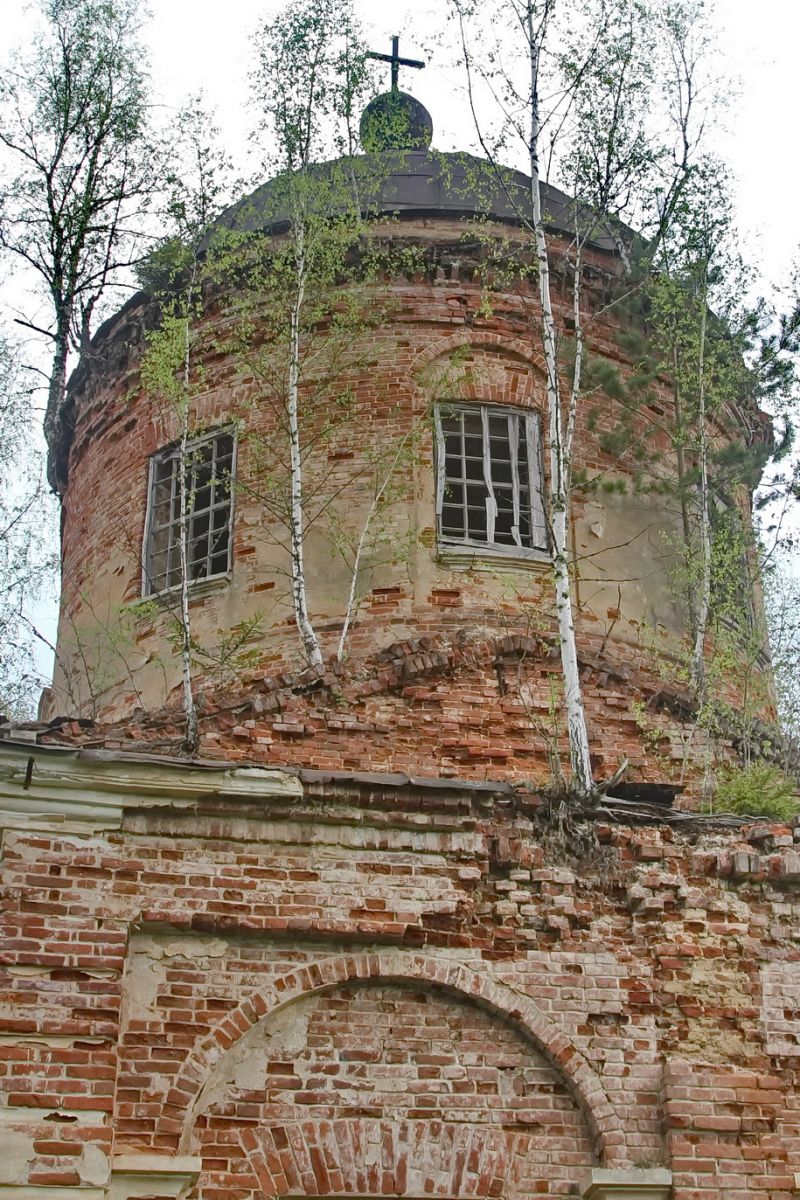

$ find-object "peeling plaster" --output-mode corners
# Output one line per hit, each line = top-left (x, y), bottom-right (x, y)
(79, 1144), (110, 1187)
(0, 1131), (34, 1184)
(762, 962), (800, 1056)
(120, 934), (233, 1032)
(6, 964), (119, 980)
(138, 934), (230, 961)
(195, 995), (315, 1114)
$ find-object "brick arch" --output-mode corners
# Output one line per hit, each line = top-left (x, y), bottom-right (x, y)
(411, 331), (548, 380)
(162, 952), (623, 1164)
(237, 1118), (560, 1199)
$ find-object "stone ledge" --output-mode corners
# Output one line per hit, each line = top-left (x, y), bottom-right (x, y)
(582, 1168), (673, 1200)
(0, 739), (300, 835)
(109, 1155), (202, 1200)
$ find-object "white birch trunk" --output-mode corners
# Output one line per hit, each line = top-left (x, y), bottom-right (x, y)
(672, 355), (698, 636)
(691, 288), (711, 695)
(288, 220), (323, 668)
(45, 327), (69, 493)
(527, 5), (594, 799)
(178, 313), (198, 753)
(337, 433), (410, 662)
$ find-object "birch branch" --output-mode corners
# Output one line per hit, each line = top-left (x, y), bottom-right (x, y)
(337, 432), (410, 662)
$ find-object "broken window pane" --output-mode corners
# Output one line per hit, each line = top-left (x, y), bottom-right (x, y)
(435, 403), (546, 553)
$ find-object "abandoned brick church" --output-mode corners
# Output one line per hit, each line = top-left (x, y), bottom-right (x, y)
(2, 68), (799, 1200)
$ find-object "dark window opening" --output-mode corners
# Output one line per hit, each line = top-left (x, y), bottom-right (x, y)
(435, 404), (547, 553)
(144, 430), (235, 596)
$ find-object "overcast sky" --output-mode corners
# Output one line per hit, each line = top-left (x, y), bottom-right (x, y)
(4, 0), (798, 297)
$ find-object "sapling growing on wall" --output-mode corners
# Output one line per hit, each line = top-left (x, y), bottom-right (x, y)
(0, 330), (55, 716)
(243, 0), (375, 668)
(138, 103), (240, 751)
(227, 0), (418, 668)
(582, 154), (800, 774)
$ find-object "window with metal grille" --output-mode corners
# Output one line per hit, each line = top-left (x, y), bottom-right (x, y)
(143, 430), (235, 596)
(435, 403), (547, 554)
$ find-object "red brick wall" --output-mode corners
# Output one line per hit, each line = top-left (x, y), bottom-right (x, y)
(2, 762), (799, 1197)
(181, 982), (594, 1199)
(41, 628), (745, 800)
(46, 220), (772, 789)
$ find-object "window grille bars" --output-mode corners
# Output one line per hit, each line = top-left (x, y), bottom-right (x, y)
(143, 431), (235, 596)
(435, 403), (547, 554)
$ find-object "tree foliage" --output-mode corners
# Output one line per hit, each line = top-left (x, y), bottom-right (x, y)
(0, 0), (156, 492)
(446, 0), (712, 797)
(224, 0), (418, 669)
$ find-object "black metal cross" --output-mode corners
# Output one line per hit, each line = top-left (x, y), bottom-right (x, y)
(367, 35), (425, 93)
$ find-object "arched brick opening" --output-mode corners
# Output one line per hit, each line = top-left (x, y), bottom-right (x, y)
(157, 953), (621, 1166)
(411, 331), (548, 380)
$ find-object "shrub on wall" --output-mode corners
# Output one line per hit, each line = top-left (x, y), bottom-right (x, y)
(711, 762), (799, 821)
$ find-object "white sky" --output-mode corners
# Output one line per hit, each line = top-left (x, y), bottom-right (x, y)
(3, 0), (800, 675)
(4, 0), (797, 290)
(3, 0), (798, 293)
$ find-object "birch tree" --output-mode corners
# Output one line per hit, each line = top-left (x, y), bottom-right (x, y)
(587, 160), (798, 726)
(138, 104), (238, 752)
(764, 569), (800, 776)
(448, 0), (704, 797)
(239, 0), (403, 669)
(0, 0), (156, 494)
(0, 331), (55, 716)
(657, 166), (735, 696)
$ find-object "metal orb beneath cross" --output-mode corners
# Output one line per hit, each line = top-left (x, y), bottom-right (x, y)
(360, 90), (433, 152)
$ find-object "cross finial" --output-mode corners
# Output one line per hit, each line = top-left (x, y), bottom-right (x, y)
(367, 35), (425, 93)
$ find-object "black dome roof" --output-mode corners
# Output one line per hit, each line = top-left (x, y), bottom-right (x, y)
(51, 151), (622, 490)
(216, 150), (621, 253)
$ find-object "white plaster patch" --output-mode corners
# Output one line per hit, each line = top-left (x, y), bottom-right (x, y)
(0, 1034), (108, 1048)
(0, 1130), (34, 1184)
(6, 964), (119, 980)
(761, 962), (800, 1056)
(119, 933), (232, 1032)
(79, 1144), (110, 1187)
(214, 996), (313, 1095)
(0, 1105), (107, 1125)
(119, 954), (165, 1028)
(137, 935), (230, 961)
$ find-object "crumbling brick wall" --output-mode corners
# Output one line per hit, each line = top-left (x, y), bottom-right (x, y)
(46, 219), (773, 787)
(1, 749), (799, 1198)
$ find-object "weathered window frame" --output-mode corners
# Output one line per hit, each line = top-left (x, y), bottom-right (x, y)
(434, 402), (548, 558)
(142, 428), (237, 597)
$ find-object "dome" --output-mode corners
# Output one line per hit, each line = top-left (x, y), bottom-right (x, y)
(214, 150), (620, 253)
(359, 90), (433, 151)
